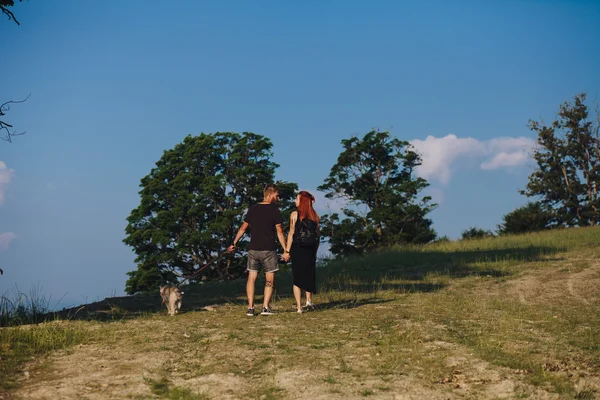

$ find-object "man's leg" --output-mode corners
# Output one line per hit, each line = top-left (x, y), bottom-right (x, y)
(263, 272), (275, 308)
(247, 270), (258, 308)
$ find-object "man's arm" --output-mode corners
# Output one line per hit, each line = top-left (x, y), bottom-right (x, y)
(228, 222), (249, 252)
(275, 224), (287, 253)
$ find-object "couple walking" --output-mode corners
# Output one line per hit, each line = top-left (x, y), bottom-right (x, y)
(228, 184), (319, 316)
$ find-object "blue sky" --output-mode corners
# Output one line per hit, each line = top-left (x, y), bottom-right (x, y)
(1, 0), (599, 308)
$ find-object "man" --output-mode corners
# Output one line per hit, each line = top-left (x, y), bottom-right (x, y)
(228, 184), (289, 316)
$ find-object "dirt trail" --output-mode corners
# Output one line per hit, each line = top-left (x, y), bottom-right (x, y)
(508, 260), (600, 307)
(567, 262), (600, 305)
(17, 343), (161, 399)
(12, 261), (600, 399)
(14, 324), (552, 400)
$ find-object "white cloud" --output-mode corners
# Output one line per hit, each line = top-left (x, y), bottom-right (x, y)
(0, 162), (16, 251)
(410, 134), (486, 184)
(487, 136), (533, 152)
(480, 151), (529, 170)
(0, 161), (15, 205)
(0, 232), (16, 251)
(409, 134), (535, 184)
(481, 136), (534, 170)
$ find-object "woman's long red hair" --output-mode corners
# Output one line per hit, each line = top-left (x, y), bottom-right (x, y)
(297, 191), (318, 222)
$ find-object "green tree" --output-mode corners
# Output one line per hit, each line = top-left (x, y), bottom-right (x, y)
(123, 132), (297, 294)
(522, 93), (600, 227)
(497, 202), (552, 235)
(460, 227), (494, 240)
(318, 130), (436, 256)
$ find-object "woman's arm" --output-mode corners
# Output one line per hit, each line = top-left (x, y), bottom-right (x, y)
(285, 211), (297, 253)
(315, 213), (320, 251)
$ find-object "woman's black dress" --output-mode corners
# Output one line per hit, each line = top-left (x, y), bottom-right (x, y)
(291, 218), (318, 293)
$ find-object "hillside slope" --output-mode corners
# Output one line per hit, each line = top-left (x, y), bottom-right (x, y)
(4, 227), (600, 399)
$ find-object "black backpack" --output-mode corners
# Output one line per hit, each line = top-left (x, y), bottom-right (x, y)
(296, 218), (319, 247)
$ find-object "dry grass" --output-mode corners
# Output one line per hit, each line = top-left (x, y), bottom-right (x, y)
(3, 227), (600, 399)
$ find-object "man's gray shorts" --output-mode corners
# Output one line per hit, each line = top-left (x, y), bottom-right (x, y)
(247, 250), (279, 273)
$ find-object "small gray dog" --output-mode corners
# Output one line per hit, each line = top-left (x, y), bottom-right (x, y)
(160, 285), (184, 316)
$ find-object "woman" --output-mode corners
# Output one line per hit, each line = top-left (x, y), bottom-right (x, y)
(285, 190), (320, 313)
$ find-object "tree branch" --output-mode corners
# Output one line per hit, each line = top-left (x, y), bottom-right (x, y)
(0, 4), (20, 25)
(0, 94), (30, 142)
(0, 95), (30, 115)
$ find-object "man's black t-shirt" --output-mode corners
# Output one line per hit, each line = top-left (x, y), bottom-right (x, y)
(244, 203), (283, 251)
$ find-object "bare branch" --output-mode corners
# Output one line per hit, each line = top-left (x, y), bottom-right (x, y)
(0, 94), (30, 142)
(0, 4), (20, 25)
(0, 95), (30, 114)
(0, 131), (26, 143)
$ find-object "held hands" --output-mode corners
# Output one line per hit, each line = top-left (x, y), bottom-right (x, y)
(229, 243), (289, 261)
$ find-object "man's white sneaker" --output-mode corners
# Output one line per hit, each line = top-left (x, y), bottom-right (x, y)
(261, 307), (275, 316)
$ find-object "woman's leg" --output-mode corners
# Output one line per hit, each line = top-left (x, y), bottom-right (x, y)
(306, 246), (317, 307)
(306, 291), (313, 306)
(293, 285), (303, 311)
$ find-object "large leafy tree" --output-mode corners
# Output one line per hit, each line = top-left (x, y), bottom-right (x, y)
(123, 132), (297, 294)
(522, 93), (600, 227)
(318, 130), (436, 256)
(497, 202), (552, 235)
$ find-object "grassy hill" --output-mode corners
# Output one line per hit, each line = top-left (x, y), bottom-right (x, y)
(1, 227), (599, 399)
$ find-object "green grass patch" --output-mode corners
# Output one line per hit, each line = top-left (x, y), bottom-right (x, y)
(6, 226), (600, 399)
(0, 321), (86, 392)
(145, 377), (209, 400)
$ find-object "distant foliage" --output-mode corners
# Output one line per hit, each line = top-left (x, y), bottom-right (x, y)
(433, 235), (451, 243)
(498, 202), (552, 235)
(522, 93), (600, 227)
(0, 283), (51, 327)
(318, 130), (437, 256)
(461, 227), (494, 240)
(123, 132), (297, 294)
